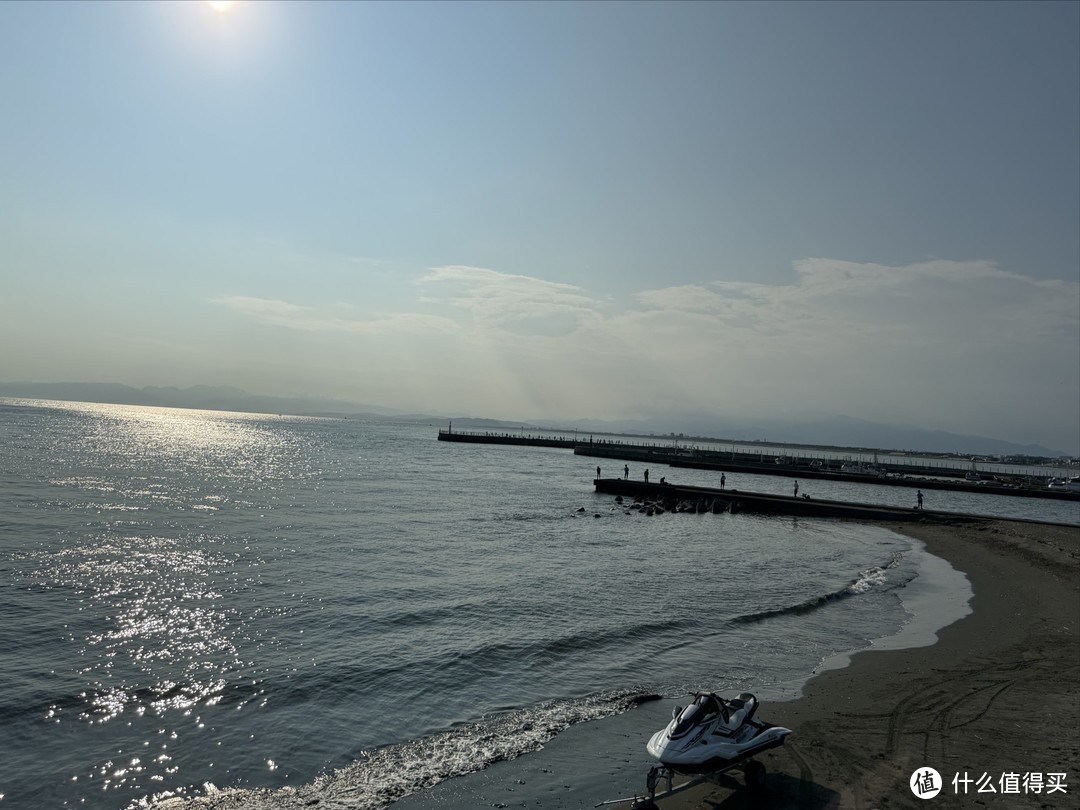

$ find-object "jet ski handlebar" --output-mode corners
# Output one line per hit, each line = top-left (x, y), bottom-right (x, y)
(676, 691), (760, 725)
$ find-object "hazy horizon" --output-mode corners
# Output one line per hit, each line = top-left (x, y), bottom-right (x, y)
(0, 380), (1071, 458)
(2, 2), (1078, 454)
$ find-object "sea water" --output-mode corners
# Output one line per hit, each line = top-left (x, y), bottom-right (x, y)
(0, 399), (1068, 809)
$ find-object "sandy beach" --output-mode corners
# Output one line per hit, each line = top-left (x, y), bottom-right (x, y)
(657, 518), (1080, 809)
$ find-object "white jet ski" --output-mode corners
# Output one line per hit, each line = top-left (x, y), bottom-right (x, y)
(646, 692), (791, 774)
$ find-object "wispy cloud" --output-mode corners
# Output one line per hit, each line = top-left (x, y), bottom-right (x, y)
(612, 259), (1079, 441)
(211, 296), (457, 335)
(418, 265), (602, 336)
(629, 259), (1078, 350)
(210, 259), (1078, 450)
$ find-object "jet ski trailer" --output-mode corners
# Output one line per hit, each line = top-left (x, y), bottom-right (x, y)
(597, 692), (791, 808)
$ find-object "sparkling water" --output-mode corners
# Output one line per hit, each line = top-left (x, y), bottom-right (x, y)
(0, 399), (1056, 808)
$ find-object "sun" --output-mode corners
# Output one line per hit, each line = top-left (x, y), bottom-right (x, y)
(206, 0), (235, 12)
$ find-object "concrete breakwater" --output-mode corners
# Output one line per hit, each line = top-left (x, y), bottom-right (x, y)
(437, 430), (577, 449)
(593, 478), (994, 524)
(578, 445), (1078, 500)
(437, 430), (1077, 501)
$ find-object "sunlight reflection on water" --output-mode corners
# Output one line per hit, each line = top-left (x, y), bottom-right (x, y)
(7, 402), (322, 798)
(36, 532), (241, 729)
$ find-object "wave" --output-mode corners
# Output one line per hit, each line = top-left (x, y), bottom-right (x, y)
(139, 690), (661, 810)
(247, 616), (688, 714)
(731, 552), (905, 625)
(0, 613), (681, 732)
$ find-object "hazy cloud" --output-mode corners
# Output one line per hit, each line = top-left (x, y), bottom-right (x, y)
(207, 259), (1077, 451)
(417, 260), (1078, 447)
(418, 265), (602, 336)
(212, 296), (458, 335)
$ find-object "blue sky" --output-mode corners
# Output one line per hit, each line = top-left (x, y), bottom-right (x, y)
(1, 1), (1078, 453)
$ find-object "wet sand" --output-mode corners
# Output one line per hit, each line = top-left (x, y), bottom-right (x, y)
(659, 519), (1080, 809)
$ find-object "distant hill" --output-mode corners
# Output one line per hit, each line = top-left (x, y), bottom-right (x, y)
(536, 414), (1066, 458)
(0, 381), (1069, 458)
(657, 414), (1065, 459)
(0, 382), (401, 419)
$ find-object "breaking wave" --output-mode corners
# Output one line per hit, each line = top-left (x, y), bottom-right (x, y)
(140, 691), (660, 810)
(731, 552), (905, 625)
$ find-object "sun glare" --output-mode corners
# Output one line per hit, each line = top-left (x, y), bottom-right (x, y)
(206, 0), (235, 13)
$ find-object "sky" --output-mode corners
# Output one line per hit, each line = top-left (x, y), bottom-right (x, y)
(1, 1), (1078, 454)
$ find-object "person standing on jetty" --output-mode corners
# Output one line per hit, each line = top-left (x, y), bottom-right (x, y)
(917, 490), (924, 509)
(794, 480), (799, 497)
(720, 473), (726, 489)
(644, 469), (649, 483)
(623, 464), (629, 479)
(596, 466), (601, 480)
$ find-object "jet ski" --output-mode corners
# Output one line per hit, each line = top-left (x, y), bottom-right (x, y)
(646, 692), (791, 774)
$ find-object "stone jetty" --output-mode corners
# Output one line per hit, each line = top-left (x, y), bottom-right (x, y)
(593, 478), (1005, 524)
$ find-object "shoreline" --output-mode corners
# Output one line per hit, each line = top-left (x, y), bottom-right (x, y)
(185, 519), (1078, 810)
(803, 534), (974, 685)
(658, 518), (1080, 808)
(391, 519), (1078, 810)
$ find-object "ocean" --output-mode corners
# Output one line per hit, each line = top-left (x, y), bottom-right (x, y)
(0, 399), (1073, 809)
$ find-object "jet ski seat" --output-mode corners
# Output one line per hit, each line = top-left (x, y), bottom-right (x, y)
(720, 693), (759, 728)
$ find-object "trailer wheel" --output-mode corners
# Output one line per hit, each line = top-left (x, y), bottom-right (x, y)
(744, 759), (767, 790)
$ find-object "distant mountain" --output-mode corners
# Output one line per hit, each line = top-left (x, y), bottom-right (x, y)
(0, 382), (401, 419)
(771, 414), (1063, 458)
(0, 382), (162, 407)
(0, 382), (1069, 458)
(543, 413), (1065, 458)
